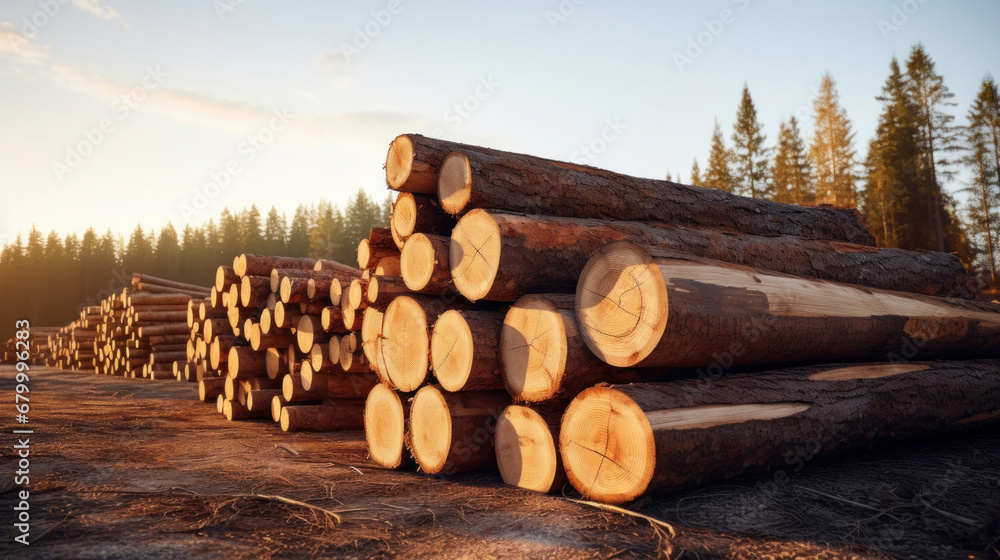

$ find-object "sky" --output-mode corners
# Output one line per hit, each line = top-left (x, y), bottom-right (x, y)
(0, 0), (998, 247)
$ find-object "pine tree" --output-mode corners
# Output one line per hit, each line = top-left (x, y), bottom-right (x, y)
(263, 206), (288, 256)
(154, 222), (181, 279)
(287, 204), (312, 257)
(905, 44), (960, 252)
(704, 119), (736, 193)
(810, 73), (857, 206)
(241, 204), (264, 254)
(731, 85), (770, 199)
(123, 225), (154, 275)
(963, 76), (1000, 285)
(861, 58), (930, 250)
(771, 116), (814, 205)
(690, 158), (702, 187)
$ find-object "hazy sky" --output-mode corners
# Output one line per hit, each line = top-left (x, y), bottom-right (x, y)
(1, 0), (997, 246)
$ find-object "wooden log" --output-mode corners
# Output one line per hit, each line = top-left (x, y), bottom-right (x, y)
(281, 373), (314, 402)
(227, 306), (257, 330)
(361, 307), (384, 373)
(338, 333), (369, 373)
(224, 398), (270, 421)
(366, 276), (409, 310)
(240, 276), (271, 308)
(270, 267), (309, 292)
(228, 346), (267, 380)
(401, 233), (453, 294)
(560, 360), (1000, 505)
(431, 309), (505, 392)
(199, 377), (226, 401)
(435, 146), (876, 245)
(381, 295), (462, 391)
(234, 254), (317, 278)
(450, 210), (973, 302)
(320, 306), (345, 332)
(384, 133), (459, 194)
(296, 314), (327, 354)
(576, 242), (1000, 368)
(265, 347), (289, 380)
(390, 192), (456, 241)
(216, 394), (226, 414)
(250, 326), (295, 352)
(201, 318), (230, 343)
(132, 273), (210, 294)
(215, 266), (239, 293)
(364, 384), (413, 469)
(307, 277), (338, 303)
(149, 351), (186, 365)
(246, 389), (283, 412)
(299, 363), (377, 398)
(209, 335), (239, 370)
(495, 404), (567, 493)
(272, 301), (301, 331)
(134, 283), (208, 298)
(374, 256), (402, 277)
(502, 294), (647, 402)
(408, 385), (511, 474)
(135, 323), (192, 339)
(358, 227), (399, 270)
(279, 402), (365, 432)
(311, 259), (364, 284)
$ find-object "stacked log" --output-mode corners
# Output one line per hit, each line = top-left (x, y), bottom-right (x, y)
(2, 327), (59, 365)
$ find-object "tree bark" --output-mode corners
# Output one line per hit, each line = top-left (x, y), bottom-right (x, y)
(280, 402), (366, 432)
(358, 227), (400, 269)
(577, 242), (1000, 369)
(228, 346), (267, 380)
(559, 360), (1000, 505)
(385, 133), (468, 194)
(240, 276), (271, 309)
(391, 192), (457, 243)
(408, 385), (511, 474)
(436, 148), (876, 245)
(299, 366), (377, 399)
(431, 309), (506, 392)
(235, 254), (317, 278)
(450, 210), (973, 302)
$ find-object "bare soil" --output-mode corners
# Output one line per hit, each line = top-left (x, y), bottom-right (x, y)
(0, 366), (997, 559)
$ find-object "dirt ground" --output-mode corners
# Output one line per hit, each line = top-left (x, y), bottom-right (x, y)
(1, 366), (997, 560)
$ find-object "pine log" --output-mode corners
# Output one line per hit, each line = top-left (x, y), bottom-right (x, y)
(390, 192), (457, 241)
(381, 295), (462, 391)
(307, 277), (339, 303)
(234, 254), (317, 278)
(265, 347), (289, 380)
(132, 274), (210, 294)
(385, 133), (461, 194)
(408, 385), (511, 474)
(361, 307), (385, 373)
(272, 301), (301, 331)
(435, 147), (876, 245)
(364, 383), (414, 469)
(450, 210), (972, 302)
(495, 403), (567, 493)
(358, 227), (399, 270)
(224, 398), (270, 421)
(281, 373), (314, 402)
(312, 259), (364, 284)
(299, 364), (377, 398)
(245, 388), (282, 412)
(366, 276), (409, 310)
(559, 360), (1000, 505)
(296, 314), (327, 353)
(503, 294), (648, 402)
(576, 242), (1000, 368)
(209, 335), (240, 370)
(401, 233), (453, 294)
(279, 402), (366, 432)
(228, 346), (267, 380)
(127, 293), (195, 307)
(374, 256), (402, 277)
(279, 277), (312, 305)
(199, 376), (227, 402)
(250, 327), (294, 352)
(216, 266), (239, 293)
(431, 309), (506, 392)
(320, 306), (346, 332)
(239, 276), (270, 308)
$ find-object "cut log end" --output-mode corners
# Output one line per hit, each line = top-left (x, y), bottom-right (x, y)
(401, 234), (435, 291)
(559, 386), (656, 505)
(576, 242), (669, 367)
(381, 296), (431, 392)
(495, 405), (561, 493)
(409, 385), (452, 474)
(364, 384), (409, 469)
(437, 151), (472, 215)
(500, 295), (568, 402)
(386, 134), (415, 190)
(430, 310), (474, 392)
(392, 192), (418, 239)
(450, 209), (501, 302)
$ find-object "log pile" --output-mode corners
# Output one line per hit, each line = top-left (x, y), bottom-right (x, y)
(28, 132), (1000, 508)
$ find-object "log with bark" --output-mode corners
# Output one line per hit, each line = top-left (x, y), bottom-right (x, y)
(450, 210), (973, 302)
(389, 192), (456, 244)
(430, 309), (506, 392)
(381, 295), (467, 391)
(559, 360), (1000, 505)
(358, 227), (399, 270)
(576, 242), (1000, 368)
(401, 233), (454, 294)
(299, 362), (378, 399)
(385, 133), (466, 194)
(234, 254), (317, 278)
(279, 402), (366, 432)
(408, 385), (511, 474)
(502, 294), (649, 402)
(434, 144), (876, 245)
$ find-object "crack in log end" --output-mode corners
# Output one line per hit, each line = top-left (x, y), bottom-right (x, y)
(561, 387), (655, 504)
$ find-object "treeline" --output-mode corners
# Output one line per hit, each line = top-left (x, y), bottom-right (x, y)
(0, 189), (390, 339)
(680, 44), (999, 286)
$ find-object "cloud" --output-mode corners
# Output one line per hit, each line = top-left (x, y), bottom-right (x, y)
(0, 22), (51, 66)
(317, 50), (356, 89)
(70, 0), (129, 28)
